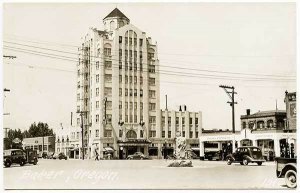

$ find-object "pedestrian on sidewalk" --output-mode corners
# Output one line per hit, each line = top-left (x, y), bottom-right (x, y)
(95, 150), (99, 161)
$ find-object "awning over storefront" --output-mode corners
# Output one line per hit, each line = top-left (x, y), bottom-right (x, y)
(103, 146), (115, 152)
(117, 139), (151, 146)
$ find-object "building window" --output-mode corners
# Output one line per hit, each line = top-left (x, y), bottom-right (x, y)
(119, 101), (122, 109)
(182, 117), (185, 125)
(176, 117), (179, 125)
(168, 117), (171, 124)
(77, 118), (80, 126)
(134, 38), (137, 46)
(134, 76), (137, 84)
(140, 89), (143, 97)
(96, 88), (99, 96)
(149, 78), (155, 86)
(129, 89), (133, 96)
(104, 130), (112, 138)
(119, 88), (122, 96)
(168, 131), (171, 138)
(195, 131), (199, 138)
(96, 114), (99, 123)
(257, 121), (265, 129)
(134, 89), (137, 97)
(106, 101), (112, 110)
(182, 131), (185, 137)
(189, 118), (193, 125)
(119, 36), (122, 44)
(149, 116), (156, 123)
(104, 48), (111, 56)
(125, 75), (128, 83)
(149, 103), (156, 111)
(140, 76), (143, 85)
(140, 102), (143, 110)
(161, 131), (165, 138)
(140, 130), (143, 138)
(242, 122), (247, 129)
(149, 90), (156, 98)
(96, 74), (99, 83)
(119, 129), (123, 138)
(189, 131), (193, 138)
(107, 114), (112, 123)
(119, 75), (122, 83)
(150, 131), (156, 138)
(105, 74), (112, 83)
(95, 130), (99, 137)
(149, 65), (155, 73)
(77, 94), (80, 101)
(104, 87), (112, 97)
(139, 39), (143, 47)
(195, 118), (198, 125)
(105, 61), (112, 69)
(267, 120), (274, 128)
(96, 61), (99, 70)
(130, 102), (133, 110)
(96, 101), (99, 109)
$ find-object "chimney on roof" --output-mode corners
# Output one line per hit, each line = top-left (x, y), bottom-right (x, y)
(184, 105), (187, 111)
(179, 105), (182, 112)
(246, 109), (250, 116)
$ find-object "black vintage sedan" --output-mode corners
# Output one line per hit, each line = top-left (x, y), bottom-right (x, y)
(226, 146), (265, 166)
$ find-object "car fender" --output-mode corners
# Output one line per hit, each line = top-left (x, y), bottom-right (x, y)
(242, 155), (253, 161)
(279, 164), (297, 178)
(226, 154), (235, 161)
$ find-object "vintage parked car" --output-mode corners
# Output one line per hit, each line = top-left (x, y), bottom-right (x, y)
(275, 157), (297, 188)
(53, 153), (68, 160)
(3, 149), (38, 167)
(226, 146), (265, 166)
(205, 151), (221, 161)
(127, 152), (149, 160)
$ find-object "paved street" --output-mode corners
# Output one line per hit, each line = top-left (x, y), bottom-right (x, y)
(4, 159), (288, 189)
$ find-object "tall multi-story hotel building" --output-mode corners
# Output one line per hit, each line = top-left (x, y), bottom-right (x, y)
(56, 8), (202, 159)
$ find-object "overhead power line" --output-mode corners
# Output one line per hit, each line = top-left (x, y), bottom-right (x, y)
(4, 44), (296, 83)
(4, 45), (296, 83)
(4, 40), (295, 79)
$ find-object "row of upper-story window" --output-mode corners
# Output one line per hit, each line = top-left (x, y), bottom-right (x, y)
(119, 88), (156, 98)
(242, 119), (285, 129)
(76, 87), (155, 99)
(161, 131), (199, 138)
(119, 36), (143, 47)
(161, 116), (199, 125)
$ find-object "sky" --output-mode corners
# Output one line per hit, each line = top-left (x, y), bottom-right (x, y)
(2, 3), (296, 132)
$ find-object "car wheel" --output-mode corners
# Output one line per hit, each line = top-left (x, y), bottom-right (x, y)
(33, 159), (37, 165)
(20, 160), (25, 166)
(242, 159), (248, 166)
(65, 157), (67, 160)
(285, 170), (297, 189)
(226, 158), (232, 165)
(4, 161), (11, 168)
(240, 162), (244, 165)
(257, 162), (262, 166)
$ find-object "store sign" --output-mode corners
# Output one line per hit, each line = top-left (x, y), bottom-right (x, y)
(288, 93), (296, 101)
(290, 103), (296, 117)
(203, 136), (233, 141)
(254, 134), (274, 140)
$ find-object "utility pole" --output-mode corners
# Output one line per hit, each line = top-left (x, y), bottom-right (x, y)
(77, 110), (88, 160)
(219, 85), (237, 153)
(165, 95), (168, 110)
(3, 88), (10, 116)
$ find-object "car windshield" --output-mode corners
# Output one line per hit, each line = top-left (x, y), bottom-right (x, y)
(250, 148), (261, 152)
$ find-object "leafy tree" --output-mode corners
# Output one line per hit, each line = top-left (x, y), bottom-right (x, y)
(28, 122), (54, 137)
